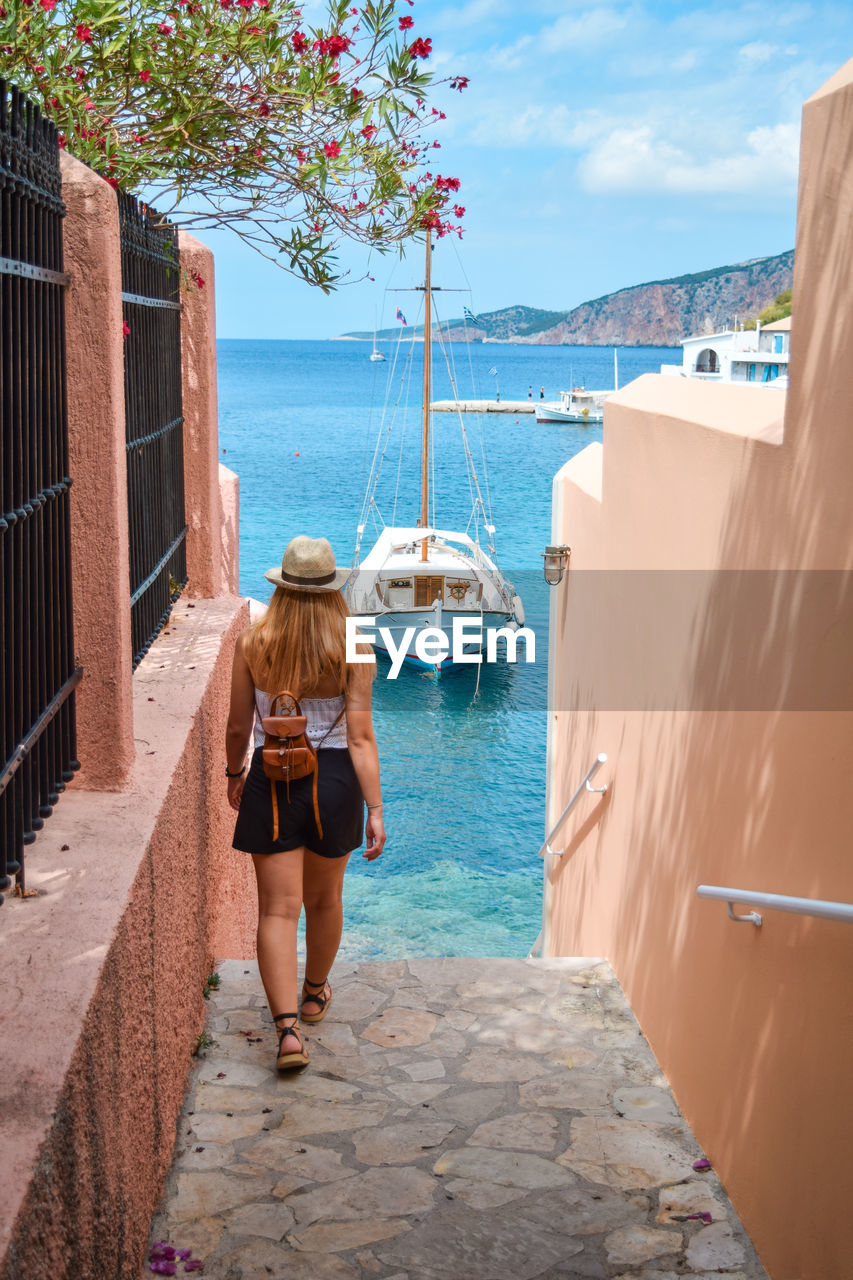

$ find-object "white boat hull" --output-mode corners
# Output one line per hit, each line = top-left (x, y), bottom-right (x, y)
(535, 402), (603, 424)
(358, 609), (521, 675)
(345, 527), (524, 677)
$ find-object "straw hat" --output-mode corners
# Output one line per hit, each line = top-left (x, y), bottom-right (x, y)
(265, 535), (351, 593)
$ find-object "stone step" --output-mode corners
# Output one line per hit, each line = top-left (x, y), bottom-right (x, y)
(143, 957), (768, 1279)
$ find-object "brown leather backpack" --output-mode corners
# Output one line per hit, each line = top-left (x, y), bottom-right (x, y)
(261, 690), (344, 842)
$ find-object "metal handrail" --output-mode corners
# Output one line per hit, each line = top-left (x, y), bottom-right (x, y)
(537, 753), (608, 859)
(529, 753), (609, 957)
(697, 884), (853, 927)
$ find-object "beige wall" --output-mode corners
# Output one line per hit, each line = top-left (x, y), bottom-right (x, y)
(0, 157), (255, 1279)
(545, 61), (853, 1280)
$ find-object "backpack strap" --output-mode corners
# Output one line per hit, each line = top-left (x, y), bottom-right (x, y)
(267, 696), (344, 846)
(270, 773), (323, 844)
(311, 703), (346, 749)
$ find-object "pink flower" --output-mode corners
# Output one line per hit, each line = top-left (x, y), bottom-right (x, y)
(323, 139), (341, 158)
(123, 320), (131, 340)
(295, 148), (307, 162)
(398, 14), (413, 28)
(139, 69), (151, 82)
(75, 23), (93, 42)
(291, 30), (308, 51)
(407, 36), (432, 59)
(449, 75), (469, 90)
(350, 87), (363, 99)
(39, 0), (56, 10)
(453, 204), (465, 217)
(158, 22), (172, 33)
(314, 32), (352, 58)
(361, 124), (377, 139)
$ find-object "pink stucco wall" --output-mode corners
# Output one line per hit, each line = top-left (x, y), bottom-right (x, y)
(545, 61), (853, 1280)
(61, 153), (135, 789)
(0, 599), (254, 1280)
(0, 162), (256, 1279)
(180, 232), (226, 600)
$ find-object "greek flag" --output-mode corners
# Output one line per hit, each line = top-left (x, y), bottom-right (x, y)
(463, 306), (478, 323)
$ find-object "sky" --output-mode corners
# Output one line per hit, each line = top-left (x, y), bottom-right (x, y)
(196, 1), (853, 339)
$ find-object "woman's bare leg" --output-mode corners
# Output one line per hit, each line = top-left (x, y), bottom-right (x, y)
(301, 849), (350, 1015)
(252, 849), (305, 1054)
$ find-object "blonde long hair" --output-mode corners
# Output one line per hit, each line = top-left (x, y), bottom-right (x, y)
(244, 587), (369, 698)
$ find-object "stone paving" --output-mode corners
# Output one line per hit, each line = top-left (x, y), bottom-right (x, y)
(144, 957), (768, 1280)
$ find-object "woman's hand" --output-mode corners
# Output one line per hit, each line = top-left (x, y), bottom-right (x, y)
(227, 775), (245, 811)
(363, 808), (386, 861)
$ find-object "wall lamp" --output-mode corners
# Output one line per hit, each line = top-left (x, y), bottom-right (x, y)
(542, 544), (571, 586)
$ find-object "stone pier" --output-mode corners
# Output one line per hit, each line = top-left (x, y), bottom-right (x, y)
(143, 957), (767, 1279)
(430, 399), (536, 413)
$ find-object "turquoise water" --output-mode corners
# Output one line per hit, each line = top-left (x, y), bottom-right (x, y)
(217, 339), (676, 958)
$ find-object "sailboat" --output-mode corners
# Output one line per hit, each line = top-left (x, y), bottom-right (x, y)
(345, 234), (524, 677)
(369, 313), (386, 361)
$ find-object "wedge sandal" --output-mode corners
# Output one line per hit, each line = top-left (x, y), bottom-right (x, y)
(273, 1012), (309, 1071)
(300, 976), (332, 1025)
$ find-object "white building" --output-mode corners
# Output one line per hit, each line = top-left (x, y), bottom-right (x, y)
(661, 316), (790, 386)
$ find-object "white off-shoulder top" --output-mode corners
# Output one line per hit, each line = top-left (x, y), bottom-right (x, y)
(252, 689), (347, 750)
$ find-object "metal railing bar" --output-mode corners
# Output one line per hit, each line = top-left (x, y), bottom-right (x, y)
(0, 666), (82, 797)
(697, 884), (853, 927)
(125, 415), (184, 451)
(537, 753), (608, 859)
(0, 257), (69, 286)
(1, 477), (71, 529)
(121, 290), (182, 311)
(129, 526), (187, 607)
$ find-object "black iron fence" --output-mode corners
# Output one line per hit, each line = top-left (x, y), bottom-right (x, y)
(119, 192), (186, 669)
(0, 80), (80, 902)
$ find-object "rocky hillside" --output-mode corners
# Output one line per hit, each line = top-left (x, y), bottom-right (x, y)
(514, 251), (794, 346)
(345, 250), (794, 346)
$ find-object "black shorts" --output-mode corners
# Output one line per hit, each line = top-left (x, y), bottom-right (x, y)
(232, 747), (364, 860)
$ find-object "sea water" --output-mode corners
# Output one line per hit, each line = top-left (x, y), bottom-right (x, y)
(217, 339), (676, 959)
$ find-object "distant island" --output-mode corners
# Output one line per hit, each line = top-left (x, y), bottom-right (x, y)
(342, 250), (794, 348)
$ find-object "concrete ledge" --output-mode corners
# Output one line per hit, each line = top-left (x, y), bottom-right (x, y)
(607, 374), (785, 444)
(0, 596), (255, 1280)
(557, 441), (603, 502)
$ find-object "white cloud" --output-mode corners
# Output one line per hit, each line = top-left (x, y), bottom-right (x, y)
(541, 6), (629, 51)
(468, 101), (611, 149)
(489, 33), (535, 70)
(429, 0), (512, 33)
(578, 120), (800, 194)
(738, 40), (777, 66)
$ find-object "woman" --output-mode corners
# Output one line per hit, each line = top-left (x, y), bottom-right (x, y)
(225, 535), (385, 1071)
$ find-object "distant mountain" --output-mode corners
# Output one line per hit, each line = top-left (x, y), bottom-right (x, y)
(342, 250), (794, 347)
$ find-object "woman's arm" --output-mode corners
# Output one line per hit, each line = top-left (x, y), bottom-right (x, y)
(225, 631), (256, 811)
(345, 666), (386, 861)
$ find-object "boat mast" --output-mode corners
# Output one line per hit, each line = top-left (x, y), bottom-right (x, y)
(420, 230), (432, 562)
